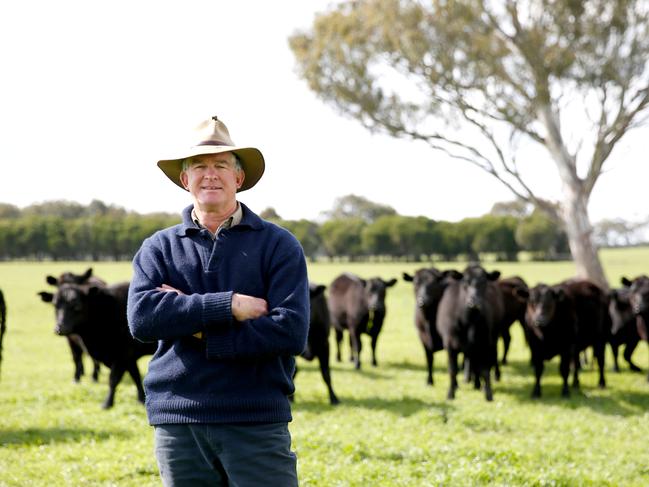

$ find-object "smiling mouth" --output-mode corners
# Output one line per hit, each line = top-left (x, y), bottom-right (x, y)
(201, 186), (222, 191)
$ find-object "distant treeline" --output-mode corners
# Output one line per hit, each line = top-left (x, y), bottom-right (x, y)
(0, 199), (572, 262)
(0, 200), (179, 261)
(271, 213), (569, 262)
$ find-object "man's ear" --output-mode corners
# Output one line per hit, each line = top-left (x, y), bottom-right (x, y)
(236, 169), (245, 189)
(180, 170), (190, 190)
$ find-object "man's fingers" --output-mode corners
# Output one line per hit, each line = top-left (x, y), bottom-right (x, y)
(157, 284), (184, 295)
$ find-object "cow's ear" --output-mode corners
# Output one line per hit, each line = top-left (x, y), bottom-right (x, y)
(488, 271), (501, 281)
(621, 277), (632, 287)
(38, 291), (54, 303)
(385, 278), (397, 287)
(46, 275), (58, 286)
(403, 273), (413, 282)
(82, 268), (93, 280)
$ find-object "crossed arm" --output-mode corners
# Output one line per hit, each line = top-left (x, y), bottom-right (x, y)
(157, 284), (268, 338)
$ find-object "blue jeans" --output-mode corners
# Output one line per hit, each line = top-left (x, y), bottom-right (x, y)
(154, 423), (298, 487)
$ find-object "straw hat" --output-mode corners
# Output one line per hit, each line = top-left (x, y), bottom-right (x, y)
(157, 116), (265, 192)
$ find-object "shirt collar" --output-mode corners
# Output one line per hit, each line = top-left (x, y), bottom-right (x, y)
(191, 202), (243, 236)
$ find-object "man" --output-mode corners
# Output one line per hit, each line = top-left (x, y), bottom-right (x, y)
(127, 116), (309, 486)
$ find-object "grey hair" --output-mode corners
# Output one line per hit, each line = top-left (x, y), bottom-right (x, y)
(181, 153), (243, 173)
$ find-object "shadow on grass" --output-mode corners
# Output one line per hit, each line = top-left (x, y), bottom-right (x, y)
(325, 364), (391, 380)
(491, 360), (649, 416)
(293, 394), (455, 418)
(0, 427), (129, 447)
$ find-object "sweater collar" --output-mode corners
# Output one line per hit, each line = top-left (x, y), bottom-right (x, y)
(177, 202), (263, 236)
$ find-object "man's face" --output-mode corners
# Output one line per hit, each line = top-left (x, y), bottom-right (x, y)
(180, 152), (245, 211)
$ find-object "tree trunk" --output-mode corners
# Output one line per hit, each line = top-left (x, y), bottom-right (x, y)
(539, 104), (609, 291)
(560, 182), (609, 291)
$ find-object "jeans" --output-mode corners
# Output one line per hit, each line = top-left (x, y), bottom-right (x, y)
(154, 423), (298, 487)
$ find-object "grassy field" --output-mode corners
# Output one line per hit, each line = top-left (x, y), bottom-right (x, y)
(0, 247), (648, 486)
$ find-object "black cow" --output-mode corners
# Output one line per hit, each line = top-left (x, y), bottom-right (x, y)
(436, 264), (503, 401)
(39, 282), (156, 408)
(496, 276), (529, 367)
(621, 274), (649, 381)
(0, 288), (6, 379)
(608, 287), (642, 372)
(524, 279), (608, 398)
(45, 268), (103, 382)
(402, 268), (460, 385)
(328, 273), (397, 370)
(293, 283), (339, 405)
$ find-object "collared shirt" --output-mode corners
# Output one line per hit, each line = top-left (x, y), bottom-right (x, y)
(191, 202), (243, 239)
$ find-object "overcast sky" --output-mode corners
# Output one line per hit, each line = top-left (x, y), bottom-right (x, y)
(1, 0), (647, 224)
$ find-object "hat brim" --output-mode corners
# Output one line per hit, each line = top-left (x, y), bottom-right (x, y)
(157, 145), (265, 192)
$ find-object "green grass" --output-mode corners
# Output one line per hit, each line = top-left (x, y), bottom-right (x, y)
(0, 248), (648, 486)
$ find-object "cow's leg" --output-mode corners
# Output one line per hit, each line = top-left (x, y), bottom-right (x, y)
(349, 328), (362, 369)
(424, 345), (434, 385)
(317, 349), (339, 405)
(103, 365), (126, 409)
(492, 340), (501, 382)
(447, 349), (459, 400)
(531, 356), (544, 398)
(623, 338), (641, 372)
(501, 327), (511, 365)
(370, 332), (379, 367)
(594, 342), (606, 388)
(559, 353), (571, 397)
(91, 360), (101, 382)
(462, 355), (472, 383)
(610, 341), (621, 372)
(481, 366), (493, 402)
(67, 336), (85, 382)
(127, 362), (146, 403)
(348, 333), (355, 363)
(571, 353), (581, 390)
(334, 328), (343, 363)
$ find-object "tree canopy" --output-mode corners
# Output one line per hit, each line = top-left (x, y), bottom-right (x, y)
(290, 0), (649, 288)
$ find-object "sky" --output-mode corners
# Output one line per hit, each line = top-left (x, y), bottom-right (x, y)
(1, 0), (647, 225)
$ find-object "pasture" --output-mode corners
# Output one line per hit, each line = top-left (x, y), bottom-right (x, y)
(0, 247), (648, 486)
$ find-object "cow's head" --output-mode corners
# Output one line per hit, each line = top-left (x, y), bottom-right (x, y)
(39, 283), (95, 336)
(403, 268), (453, 311)
(621, 275), (649, 317)
(525, 284), (566, 338)
(364, 277), (397, 313)
(459, 264), (500, 314)
(608, 288), (634, 336)
(309, 283), (326, 299)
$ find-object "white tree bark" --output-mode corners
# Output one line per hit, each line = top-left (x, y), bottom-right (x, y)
(539, 104), (609, 290)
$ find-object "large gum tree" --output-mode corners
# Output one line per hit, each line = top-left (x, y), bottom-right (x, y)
(289, 0), (649, 289)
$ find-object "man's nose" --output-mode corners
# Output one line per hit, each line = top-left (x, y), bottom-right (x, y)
(205, 166), (220, 177)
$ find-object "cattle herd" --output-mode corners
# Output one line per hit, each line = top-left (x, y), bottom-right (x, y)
(0, 266), (646, 409)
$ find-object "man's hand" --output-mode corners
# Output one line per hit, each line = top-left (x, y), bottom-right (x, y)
(157, 284), (184, 295)
(232, 293), (268, 321)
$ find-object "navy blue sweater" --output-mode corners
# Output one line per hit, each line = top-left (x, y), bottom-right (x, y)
(127, 203), (309, 425)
